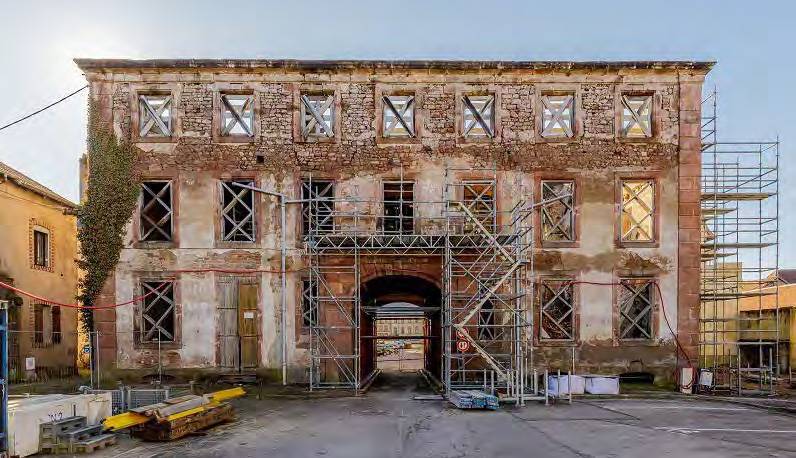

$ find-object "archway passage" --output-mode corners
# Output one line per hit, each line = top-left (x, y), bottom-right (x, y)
(360, 275), (442, 386)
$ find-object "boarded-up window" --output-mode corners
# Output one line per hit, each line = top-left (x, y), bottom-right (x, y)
(302, 180), (335, 235)
(541, 94), (574, 138)
(620, 180), (655, 242)
(220, 180), (256, 242)
(462, 181), (495, 232)
(539, 279), (574, 341)
(478, 300), (497, 341)
(220, 94), (255, 137)
(141, 281), (175, 343)
(300, 94), (334, 138)
(541, 181), (575, 242)
(382, 95), (415, 137)
(33, 229), (49, 267)
(619, 279), (654, 340)
(621, 94), (652, 138)
(301, 278), (318, 327)
(140, 181), (173, 242)
(462, 94), (495, 138)
(138, 94), (172, 137)
(383, 181), (414, 234)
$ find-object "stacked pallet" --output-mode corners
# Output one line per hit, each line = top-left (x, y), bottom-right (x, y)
(448, 390), (500, 410)
(39, 416), (117, 454)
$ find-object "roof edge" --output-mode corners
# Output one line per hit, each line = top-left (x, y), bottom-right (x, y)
(0, 162), (78, 209)
(74, 58), (715, 72)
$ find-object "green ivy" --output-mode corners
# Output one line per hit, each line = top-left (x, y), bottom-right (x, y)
(77, 102), (139, 332)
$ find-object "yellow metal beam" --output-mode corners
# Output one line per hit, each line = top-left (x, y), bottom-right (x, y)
(102, 411), (150, 431)
(207, 386), (246, 403)
(101, 387), (245, 431)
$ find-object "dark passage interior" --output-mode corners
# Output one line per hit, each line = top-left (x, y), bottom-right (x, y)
(360, 275), (442, 384)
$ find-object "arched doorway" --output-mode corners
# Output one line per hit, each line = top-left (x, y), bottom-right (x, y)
(360, 275), (442, 383)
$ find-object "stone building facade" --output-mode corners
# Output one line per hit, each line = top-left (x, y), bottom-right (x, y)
(76, 59), (708, 384)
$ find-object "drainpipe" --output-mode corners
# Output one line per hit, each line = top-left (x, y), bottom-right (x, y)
(233, 183), (291, 385)
(279, 197), (288, 385)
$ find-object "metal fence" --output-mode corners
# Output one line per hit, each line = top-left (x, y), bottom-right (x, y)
(80, 386), (173, 415)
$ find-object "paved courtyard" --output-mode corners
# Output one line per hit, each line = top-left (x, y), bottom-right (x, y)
(95, 372), (796, 458)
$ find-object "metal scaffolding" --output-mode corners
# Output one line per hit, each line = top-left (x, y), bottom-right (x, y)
(699, 89), (780, 395)
(303, 166), (534, 402)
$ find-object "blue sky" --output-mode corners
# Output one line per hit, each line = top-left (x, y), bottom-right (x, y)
(0, 0), (792, 264)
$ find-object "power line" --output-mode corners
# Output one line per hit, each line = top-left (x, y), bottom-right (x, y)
(0, 85), (88, 132)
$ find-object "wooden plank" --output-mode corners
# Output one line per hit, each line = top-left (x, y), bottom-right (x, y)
(219, 281), (239, 369)
(238, 282), (259, 369)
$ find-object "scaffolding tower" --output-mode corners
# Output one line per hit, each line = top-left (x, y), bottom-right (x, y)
(303, 166), (534, 402)
(699, 89), (780, 395)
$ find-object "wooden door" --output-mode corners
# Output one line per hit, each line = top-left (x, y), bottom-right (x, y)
(237, 283), (259, 369)
(218, 281), (240, 370)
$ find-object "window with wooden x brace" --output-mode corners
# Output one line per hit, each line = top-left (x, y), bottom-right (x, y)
(541, 94), (574, 138)
(301, 94), (334, 138)
(619, 279), (654, 340)
(621, 180), (655, 242)
(382, 95), (415, 137)
(539, 279), (574, 340)
(220, 180), (256, 242)
(220, 94), (255, 137)
(141, 281), (175, 342)
(462, 181), (496, 232)
(541, 181), (575, 241)
(621, 94), (653, 138)
(138, 94), (172, 137)
(301, 278), (318, 327)
(301, 180), (335, 235)
(139, 181), (173, 242)
(462, 94), (495, 138)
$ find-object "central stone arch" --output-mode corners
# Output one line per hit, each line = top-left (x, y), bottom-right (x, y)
(360, 275), (442, 381)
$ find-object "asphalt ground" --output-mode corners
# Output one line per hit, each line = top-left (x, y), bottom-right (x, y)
(89, 371), (796, 458)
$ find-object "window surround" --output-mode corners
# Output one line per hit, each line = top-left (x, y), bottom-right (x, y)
(455, 86), (501, 145)
(130, 84), (180, 143)
(615, 174), (660, 248)
(293, 86), (341, 144)
(615, 89), (659, 142)
(134, 275), (181, 349)
(381, 179), (415, 235)
(375, 85), (424, 145)
(535, 174), (580, 248)
(29, 220), (54, 272)
(215, 176), (260, 247)
(212, 86), (259, 143)
(32, 303), (54, 348)
(613, 276), (659, 344)
(535, 86), (582, 142)
(536, 276), (578, 346)
(301, 178), (335, 237)
(459, 178), (497, 233)
(135, 179), (177, 247)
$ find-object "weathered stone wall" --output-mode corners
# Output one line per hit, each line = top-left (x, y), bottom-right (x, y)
(81, 64), (705, 381)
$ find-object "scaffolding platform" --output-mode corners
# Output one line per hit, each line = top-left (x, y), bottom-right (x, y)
(699, 89), (780, 396)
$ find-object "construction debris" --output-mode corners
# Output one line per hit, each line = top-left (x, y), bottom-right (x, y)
(40, 416), (117, 455)
(448, 390), (499, 410)
(102, 387), (245, 441)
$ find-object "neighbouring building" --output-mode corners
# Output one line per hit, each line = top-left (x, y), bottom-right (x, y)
(0, 161), (79, 380)
(76, 59), (708, 390)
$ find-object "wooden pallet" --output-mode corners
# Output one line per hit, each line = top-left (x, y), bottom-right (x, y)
(132, 402), (235, 441)
(73, 434), (118, 454)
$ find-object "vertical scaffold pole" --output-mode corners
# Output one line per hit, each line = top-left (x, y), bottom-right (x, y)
(1, 300), (9, 455)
